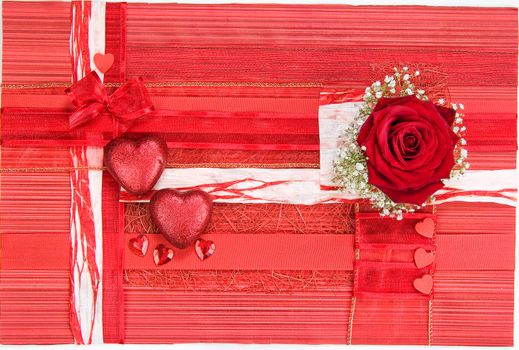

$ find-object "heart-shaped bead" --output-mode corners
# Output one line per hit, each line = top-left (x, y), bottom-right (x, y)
(153, 244), (174, 266)
(414, 248), (435, 268)
(93, 53), (114, 73)
(413, 274), (433, 295)
(195, 239), (215, 261)
(415, 218), (435, 238)
(128, 234), (149, 257)
(150, 189), (213, 249)
(104, 135), (168, 196)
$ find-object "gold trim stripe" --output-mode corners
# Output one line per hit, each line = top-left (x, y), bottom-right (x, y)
(1, 81), (323, 90)
(0, 163), (320, 173)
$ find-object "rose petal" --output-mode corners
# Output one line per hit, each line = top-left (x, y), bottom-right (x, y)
(434, 104), (456, 126)
(377, 180), (445, 205)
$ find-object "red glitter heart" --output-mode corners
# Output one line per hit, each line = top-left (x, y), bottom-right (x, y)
(150, 189), (213, 249)
(413, 274), (433, 295)
(104, 135), (168, 196)
(93, 53), (114, 73)
(153, 244), (174, 266)
(128, 234), (149, 257)
(195, 239), (215, 261)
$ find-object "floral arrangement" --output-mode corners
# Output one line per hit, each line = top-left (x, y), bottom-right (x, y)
(333, 67), (469, 219)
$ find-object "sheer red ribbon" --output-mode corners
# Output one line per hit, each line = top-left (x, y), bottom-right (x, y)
(66, 71), (154, 130)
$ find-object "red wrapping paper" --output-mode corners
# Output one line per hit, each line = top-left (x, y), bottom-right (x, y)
(0, 1), (517, 346)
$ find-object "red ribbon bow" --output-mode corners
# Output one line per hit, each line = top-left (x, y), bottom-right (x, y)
(66, 71), (155, 129)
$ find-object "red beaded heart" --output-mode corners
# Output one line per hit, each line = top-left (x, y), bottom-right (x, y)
(104, 135), (168, 196)
(195, 239), (215, 261)
(150, 189), (213, 249)
(153, 244), (174, 266)
(128, 234), (149, 257)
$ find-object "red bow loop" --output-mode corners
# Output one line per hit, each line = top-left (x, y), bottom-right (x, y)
(66, 72), (154, 129)
(108, 77), (155, 123)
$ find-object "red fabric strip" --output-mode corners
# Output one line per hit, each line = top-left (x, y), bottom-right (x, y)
(104, 3), (126, 83)
(1, 108), (320, 150)
(354, 213), (436, 300)
(101, 173), (125, 343)
(2, 232), (511, 271)
(124, 233), (353, 271)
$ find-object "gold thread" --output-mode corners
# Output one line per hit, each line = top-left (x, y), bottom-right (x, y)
(347, 296), (357, 345)
(428, 299), (433, 345)
(1, 81), (323, 90)
(167, 162), (320, 169)
(0, 162), (320, 173)
(0, 166), (104, 173)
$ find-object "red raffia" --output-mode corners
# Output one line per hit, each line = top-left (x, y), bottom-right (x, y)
(124, 202), (356, 235)
(124, 270), (352, 293)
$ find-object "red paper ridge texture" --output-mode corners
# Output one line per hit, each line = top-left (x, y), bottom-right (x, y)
(0, 1), (517, 346)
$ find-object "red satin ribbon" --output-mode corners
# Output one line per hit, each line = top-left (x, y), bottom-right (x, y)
(66, 71), (154, 130)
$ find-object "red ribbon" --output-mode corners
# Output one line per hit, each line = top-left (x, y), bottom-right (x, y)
(66, 71), (155, 130)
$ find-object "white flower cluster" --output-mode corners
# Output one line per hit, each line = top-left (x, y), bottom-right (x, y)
(333, 67), (470, 219)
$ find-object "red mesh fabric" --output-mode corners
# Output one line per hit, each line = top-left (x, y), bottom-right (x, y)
(357, 213), (436, 247)
(356, 263), (433, 297)
(354, 213), (436, 299)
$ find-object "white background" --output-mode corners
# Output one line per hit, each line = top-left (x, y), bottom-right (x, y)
(0, 0), (517, 349)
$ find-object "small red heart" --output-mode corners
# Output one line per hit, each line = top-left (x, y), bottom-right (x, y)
(129, 234), (149, 257)
(93, 53), (114, 73)
(415, 218), (435, 238)
(414, 248), (435, 268)
(150, 189), (213, 249)
(104, 135), (168, 196)
(153, 244), (174, 266)
(195, 239), (215, 261)
(413, 274), (433, 295)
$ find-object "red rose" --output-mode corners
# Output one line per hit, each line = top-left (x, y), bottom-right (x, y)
(357, 95), (458, 205)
